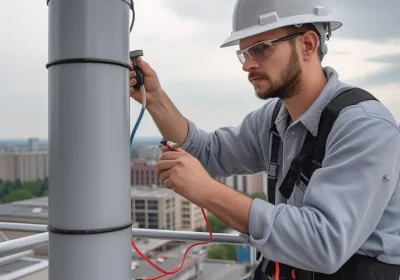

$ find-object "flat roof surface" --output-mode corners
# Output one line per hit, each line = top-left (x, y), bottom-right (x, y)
(131, 256), (198, 279)
(0, 259), (40, 276)
(0, 197), (48, 220)
(131, 239), (172, 256)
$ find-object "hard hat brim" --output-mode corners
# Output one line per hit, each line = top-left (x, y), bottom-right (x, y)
(220, 15), (342, 48)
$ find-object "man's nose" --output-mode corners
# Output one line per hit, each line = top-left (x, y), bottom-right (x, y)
(242, 56), (259, 72)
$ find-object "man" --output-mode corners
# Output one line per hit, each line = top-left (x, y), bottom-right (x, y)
(129, 0), (400, 279)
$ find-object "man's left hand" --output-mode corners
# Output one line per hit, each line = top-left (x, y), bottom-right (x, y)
(157, 148), (214, 207)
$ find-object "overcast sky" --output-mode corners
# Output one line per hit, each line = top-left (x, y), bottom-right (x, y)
(0, 0), (399, 139)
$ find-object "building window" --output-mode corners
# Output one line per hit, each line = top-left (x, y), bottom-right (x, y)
(135, 200), (145, 210)
(135, 212), (145, 228)
(148, 213), (159, 229)
(148, 200), (158, 210)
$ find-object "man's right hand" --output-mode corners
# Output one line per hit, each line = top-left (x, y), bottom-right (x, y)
(129, 57), (163, 108)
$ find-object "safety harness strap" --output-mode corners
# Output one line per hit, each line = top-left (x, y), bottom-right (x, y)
(278, 87), (378, 200)
(267, 98), (283, 205)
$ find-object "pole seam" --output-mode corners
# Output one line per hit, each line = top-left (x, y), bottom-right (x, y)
(47, 221), (133, 235)
(46, 58), (133, 70)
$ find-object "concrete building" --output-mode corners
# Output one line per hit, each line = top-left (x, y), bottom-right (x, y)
(27, 138), (40, 152)
(0, 151), (48, 182)
(180, 198), (207, 231)
(131, 187), (178, 230)
(131, 160), (163, 187)
(215, 172), (267, 196)
(131, 186), (206, 232)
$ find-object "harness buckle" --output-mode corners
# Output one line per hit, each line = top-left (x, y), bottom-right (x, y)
(268, 162), (278, 179)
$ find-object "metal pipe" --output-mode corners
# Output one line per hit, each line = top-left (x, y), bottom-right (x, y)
(0, 233), (48, 258)
(0, 222), (47, 233)
(0, 250), (34, 266)
(132, 229), (243, 244)
(46, 0), (132, 279)
(0, 223), (244, 244)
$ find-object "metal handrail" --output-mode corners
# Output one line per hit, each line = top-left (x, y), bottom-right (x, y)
(0, 232), (48, 258)
(0, 222), (246, 258)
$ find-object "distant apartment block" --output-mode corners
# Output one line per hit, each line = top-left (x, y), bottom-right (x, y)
(215, 172), (267, 196)
(180, 197), (206, 231)
(0, 151), (48, 182)
(131, 186), (206, 232)
(131, 160), (163, 187)
(28, 138), (40, 151)
(131, 187), (176, 230)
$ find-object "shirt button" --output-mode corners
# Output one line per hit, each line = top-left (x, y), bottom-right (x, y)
(383, 175), (389, 182)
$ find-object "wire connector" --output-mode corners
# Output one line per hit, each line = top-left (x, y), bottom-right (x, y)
(130, 50), (144, 90)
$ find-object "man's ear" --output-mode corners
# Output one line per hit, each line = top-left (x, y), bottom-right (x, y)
(300, 30), (320, 61)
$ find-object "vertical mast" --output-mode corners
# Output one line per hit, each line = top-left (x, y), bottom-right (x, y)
(46, 0), (133, 279)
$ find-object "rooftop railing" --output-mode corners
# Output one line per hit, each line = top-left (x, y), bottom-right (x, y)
(0, 222), (246, 258)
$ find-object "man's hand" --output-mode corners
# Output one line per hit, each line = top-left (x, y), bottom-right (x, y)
(157, 147), (253, 234)
(129, 57), (164, 109)
(157, 148), (214, 208)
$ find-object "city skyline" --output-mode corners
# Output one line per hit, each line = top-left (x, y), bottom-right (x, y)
(1, 0), (399, 139)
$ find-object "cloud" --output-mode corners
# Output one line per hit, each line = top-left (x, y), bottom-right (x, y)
(332, 0), (400, 41)
(322, 38), (400, 84)
(346, 53), (400, 87)
(158, 0), (235, 23)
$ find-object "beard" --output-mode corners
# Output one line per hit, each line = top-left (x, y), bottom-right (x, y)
(249, 45), (301, 100)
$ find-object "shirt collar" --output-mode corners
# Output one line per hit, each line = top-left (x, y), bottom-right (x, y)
(274, 66), (342, 137)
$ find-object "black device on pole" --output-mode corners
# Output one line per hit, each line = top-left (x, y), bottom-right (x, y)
(130, 50), (144, 89)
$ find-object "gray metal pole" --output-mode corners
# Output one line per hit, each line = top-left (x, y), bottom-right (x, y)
(46, 0), (132, 279)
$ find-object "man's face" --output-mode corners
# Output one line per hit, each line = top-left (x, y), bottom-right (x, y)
(238, 28), (302, 100)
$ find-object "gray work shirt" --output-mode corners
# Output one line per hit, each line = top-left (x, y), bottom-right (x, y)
(180, 66), (400, 274)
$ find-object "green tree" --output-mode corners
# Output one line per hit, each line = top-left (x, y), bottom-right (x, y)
(3, 181), (13, 197)
(207, 244), (237, 261)
(4, 189), (34, 203)
(24, 180), (42, 196)
(38, 179), (48, 197)
(207, 215), (228, 233)
(14, 179), (23, 190)
(195, 226), (205, 232)
(0, 182), (4, 203)
(251, 192), (267, 201)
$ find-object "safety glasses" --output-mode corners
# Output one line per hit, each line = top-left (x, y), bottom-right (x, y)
(236, 32), (305, 64)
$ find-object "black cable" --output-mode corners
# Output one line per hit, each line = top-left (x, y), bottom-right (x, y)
(130, 0), (135, 32)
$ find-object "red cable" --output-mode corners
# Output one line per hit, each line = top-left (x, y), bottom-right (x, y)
(131, 208), (212, 280)
(274, 262), (280, 280)
(131, 144), (213, 280)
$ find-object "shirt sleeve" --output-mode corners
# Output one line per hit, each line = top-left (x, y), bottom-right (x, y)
(180, 100), (276, 178)
(243, 105), (400, 274)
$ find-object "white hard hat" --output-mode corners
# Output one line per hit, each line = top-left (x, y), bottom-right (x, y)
(221, 0), (343, 57)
